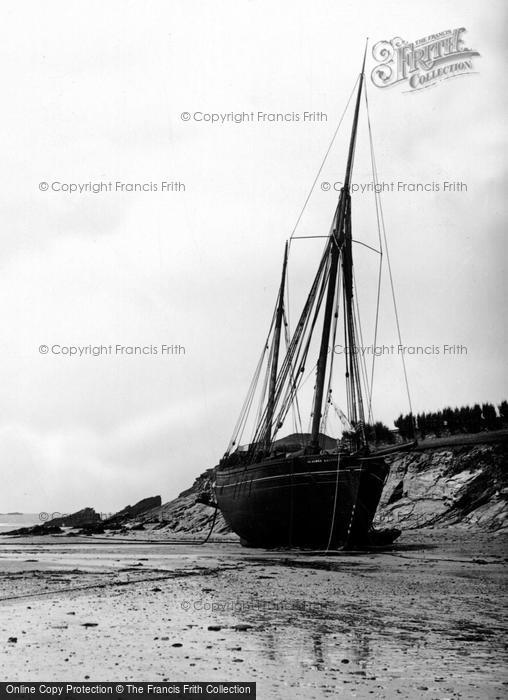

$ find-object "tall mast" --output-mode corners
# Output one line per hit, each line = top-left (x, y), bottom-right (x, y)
(265, 241), (289, 447)
(310, 43), (367, 451)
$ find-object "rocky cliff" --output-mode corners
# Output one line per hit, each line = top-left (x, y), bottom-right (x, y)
(374, 442), (508, 531)
(141, 470), (230, 537)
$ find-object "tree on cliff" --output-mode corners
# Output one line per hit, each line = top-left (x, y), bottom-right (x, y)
(482, 403), (499, 430)
(417, 413), (428, 439)
(369, 422), (395, 444)
(470, 404), (483, 432)
(394, 413), (415, 440)
(395, 400), (506, 439)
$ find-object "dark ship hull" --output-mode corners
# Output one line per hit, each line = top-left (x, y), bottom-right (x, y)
(215, 453), (389, 548)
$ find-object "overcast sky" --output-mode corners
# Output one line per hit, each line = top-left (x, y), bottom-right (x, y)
(1, 1), (506, 512)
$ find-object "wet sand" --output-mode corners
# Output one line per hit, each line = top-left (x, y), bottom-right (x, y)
(0, 529), (507, 699)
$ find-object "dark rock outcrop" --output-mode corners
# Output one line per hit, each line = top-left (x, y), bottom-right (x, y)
(5, 524), (63, 536)
(104, 495), (162, 526)
(49, 508), (100, 527)
(110, 495), (161, 520)
(78, 523), (105, 535)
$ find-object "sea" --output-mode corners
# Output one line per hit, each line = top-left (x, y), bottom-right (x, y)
(0, 513), (41, 533)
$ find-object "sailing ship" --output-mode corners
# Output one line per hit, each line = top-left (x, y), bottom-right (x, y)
(214, 48), (414, 549)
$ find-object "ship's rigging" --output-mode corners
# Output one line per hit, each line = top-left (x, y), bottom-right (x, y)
(225, 44), (414, 463)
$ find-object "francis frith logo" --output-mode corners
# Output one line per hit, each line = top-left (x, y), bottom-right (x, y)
(371, 28), (480, 91)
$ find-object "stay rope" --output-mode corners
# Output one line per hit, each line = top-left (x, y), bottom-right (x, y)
(364, 82), (414, 419)
(288, 77), (360, 241)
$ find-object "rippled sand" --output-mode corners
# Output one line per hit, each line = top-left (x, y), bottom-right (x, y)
(0, 529), (507, 698)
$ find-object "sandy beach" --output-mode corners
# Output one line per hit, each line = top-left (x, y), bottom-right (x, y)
(0, 529), (506, 699)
